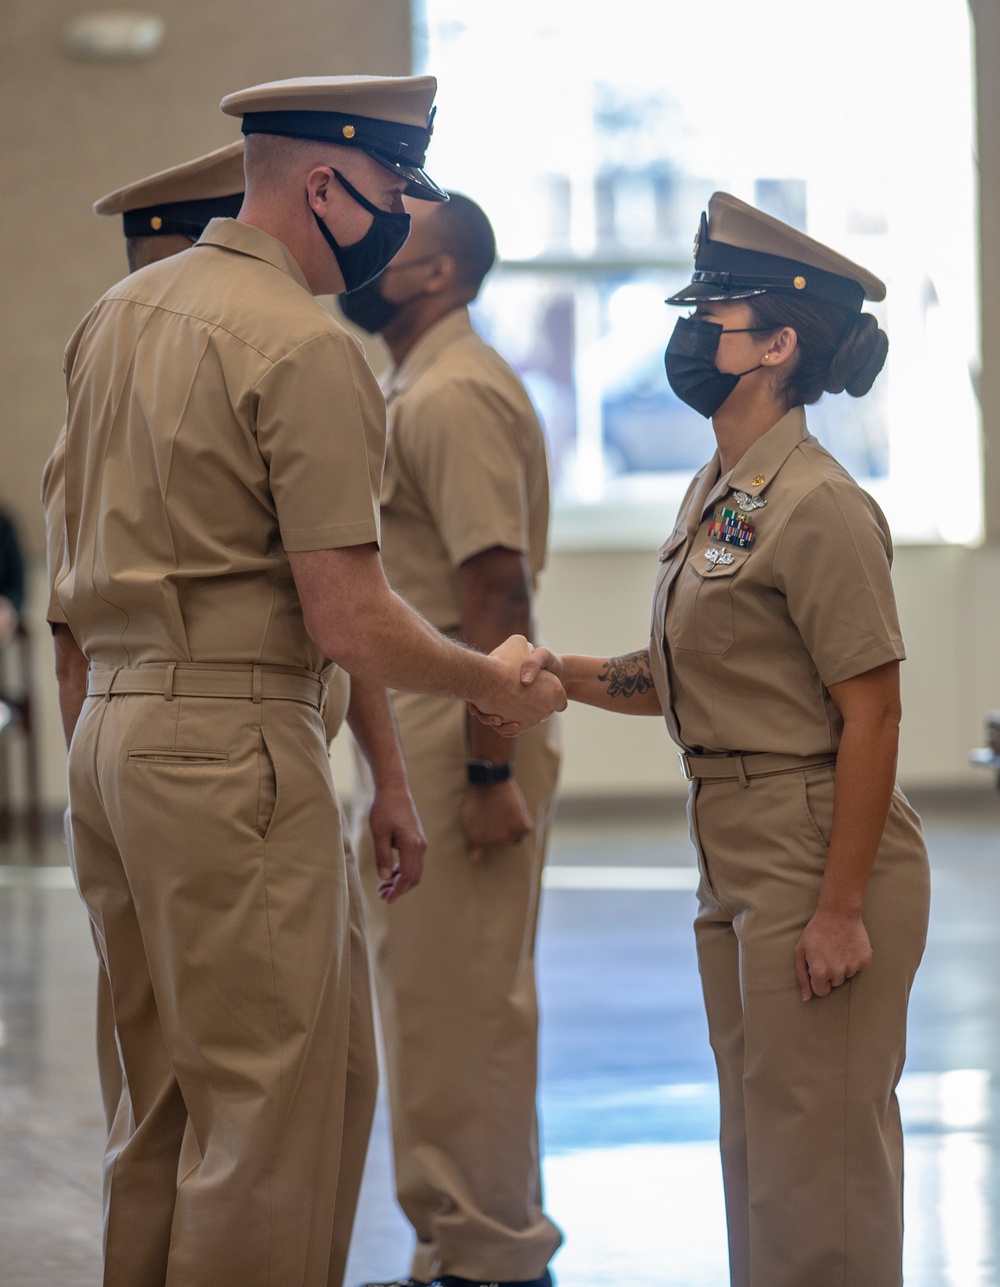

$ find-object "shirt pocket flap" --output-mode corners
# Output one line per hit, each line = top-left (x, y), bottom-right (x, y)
(687, 544), (752, 579)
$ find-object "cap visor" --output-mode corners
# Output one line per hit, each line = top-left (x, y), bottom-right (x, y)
(368, 151), (448, 201)
(665, 281), (769, 305)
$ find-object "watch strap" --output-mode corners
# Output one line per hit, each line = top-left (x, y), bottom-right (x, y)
(466, 758), (514, 787)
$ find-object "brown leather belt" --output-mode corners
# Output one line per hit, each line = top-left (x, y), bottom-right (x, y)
(678, 750), (837, 787)
(87, 663), (327, 712)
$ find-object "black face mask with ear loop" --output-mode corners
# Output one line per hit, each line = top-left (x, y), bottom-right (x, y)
(664, 315), (771, 418)
(314, 170), (411, 294)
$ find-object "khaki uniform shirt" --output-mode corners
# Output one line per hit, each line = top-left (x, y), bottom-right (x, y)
(379, 307), (549, 631)
(649, 406), (905, 756)
(57, 219), (385, 672)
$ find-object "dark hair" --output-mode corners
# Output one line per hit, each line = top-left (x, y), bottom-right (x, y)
(746, 292), (889, 408)
(432, 191), (497, 299)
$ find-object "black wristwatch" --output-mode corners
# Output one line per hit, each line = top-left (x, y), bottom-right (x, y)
(466, 759), (514, 787)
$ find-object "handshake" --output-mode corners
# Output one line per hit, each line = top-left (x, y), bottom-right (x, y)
(469, 635), (566, 736)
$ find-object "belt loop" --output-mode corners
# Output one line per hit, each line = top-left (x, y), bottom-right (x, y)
(319, 677), (328, 716)
(163, 662), (177, 701)
(105, 666), (121, 702)
(736, 755), (749, 789)
(252, 664), (263, 704)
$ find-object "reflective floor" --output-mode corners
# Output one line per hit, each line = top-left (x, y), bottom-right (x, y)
(1, 792), (998, 1286)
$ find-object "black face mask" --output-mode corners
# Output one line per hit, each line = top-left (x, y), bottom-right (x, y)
(339, 276), (400, 334)
(664, 315), (770, 418)
(339, 253), (441, 334)
(314, 171), (411, 294)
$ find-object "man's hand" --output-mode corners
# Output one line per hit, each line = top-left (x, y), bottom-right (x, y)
(369, 780), (427, 904)
(460, 778), (534, 861)
(794, 908), (873, 1001)
(470, 637), (566, 735)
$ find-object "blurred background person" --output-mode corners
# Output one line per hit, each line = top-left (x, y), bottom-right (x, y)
(342, 192), (562, 1287)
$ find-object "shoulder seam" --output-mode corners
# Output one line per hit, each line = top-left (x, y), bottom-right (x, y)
(94, 294), (339, 367)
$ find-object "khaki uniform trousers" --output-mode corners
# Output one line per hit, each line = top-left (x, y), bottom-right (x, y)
(71, 675), (378, 1286)
(688, 759), (930, 1287)
(68, 665), (356, 1287)
(356, 691), (563, 1283)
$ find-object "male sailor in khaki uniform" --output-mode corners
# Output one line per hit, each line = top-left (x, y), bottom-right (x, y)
(57, 77), (564, 1287)
(340, 193), (561, 1287)
(44, 137), (428, 1286)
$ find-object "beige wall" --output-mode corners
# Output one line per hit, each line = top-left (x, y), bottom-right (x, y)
(0, 0), (412, 559)
(3, 2), (999, 812)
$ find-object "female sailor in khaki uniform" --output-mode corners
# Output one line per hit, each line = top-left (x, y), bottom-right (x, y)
(517, 194), (930, 1287)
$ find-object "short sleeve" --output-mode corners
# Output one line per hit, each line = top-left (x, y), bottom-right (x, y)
(773, 478), (905, 686)
(395, 378), (530, 568)
(251, 330), (385, 553)
(40, 428), (68, 625)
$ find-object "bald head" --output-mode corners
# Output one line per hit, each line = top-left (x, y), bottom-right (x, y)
(417, 191), (497, 301)
(243, 133), (349, 193)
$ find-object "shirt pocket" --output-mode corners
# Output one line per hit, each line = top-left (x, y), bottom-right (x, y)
(668, 545), (751, 656)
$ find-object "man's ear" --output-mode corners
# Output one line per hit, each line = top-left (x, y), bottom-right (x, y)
(306, 166), (335, 217)
(423, 253), (458, 296)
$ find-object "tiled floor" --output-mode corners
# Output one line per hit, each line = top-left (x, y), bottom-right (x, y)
(1, 792), (998, 1286)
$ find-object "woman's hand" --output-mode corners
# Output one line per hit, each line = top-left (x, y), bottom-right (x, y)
(794, 908), (873, 1001)
(519, 645), (564, 687)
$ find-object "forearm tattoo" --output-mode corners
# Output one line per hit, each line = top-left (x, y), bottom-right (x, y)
(597, 650), (655, 699)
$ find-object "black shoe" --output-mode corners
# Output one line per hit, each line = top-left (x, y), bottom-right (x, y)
(437, 1273), (552, 1287)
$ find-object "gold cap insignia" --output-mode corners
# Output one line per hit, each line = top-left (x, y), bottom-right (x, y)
(752, 473), (766, 486)
(793, 275), (806, 290)
(150, 215), (162, 230)
(342, 124), (356, 139)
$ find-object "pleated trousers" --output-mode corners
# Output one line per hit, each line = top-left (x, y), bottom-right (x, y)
(355, 692), (563, 1283)
(68, 687), (353, 1287)
(690, 765), (930, 1287)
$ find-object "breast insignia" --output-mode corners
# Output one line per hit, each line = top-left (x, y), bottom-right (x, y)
(731, 490), (766, 512)
(704, 547), (735, 569)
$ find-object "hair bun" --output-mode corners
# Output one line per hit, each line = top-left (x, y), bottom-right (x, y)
(826, 312), (888, 397)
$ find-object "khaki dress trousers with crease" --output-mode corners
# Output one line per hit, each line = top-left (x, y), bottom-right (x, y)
(354, 305), (562, 1284)
(648, 407), (930, 1287)
(57, 218), (386, 1287)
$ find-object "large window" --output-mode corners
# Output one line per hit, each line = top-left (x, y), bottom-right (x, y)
(415, 0), (980, 546)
